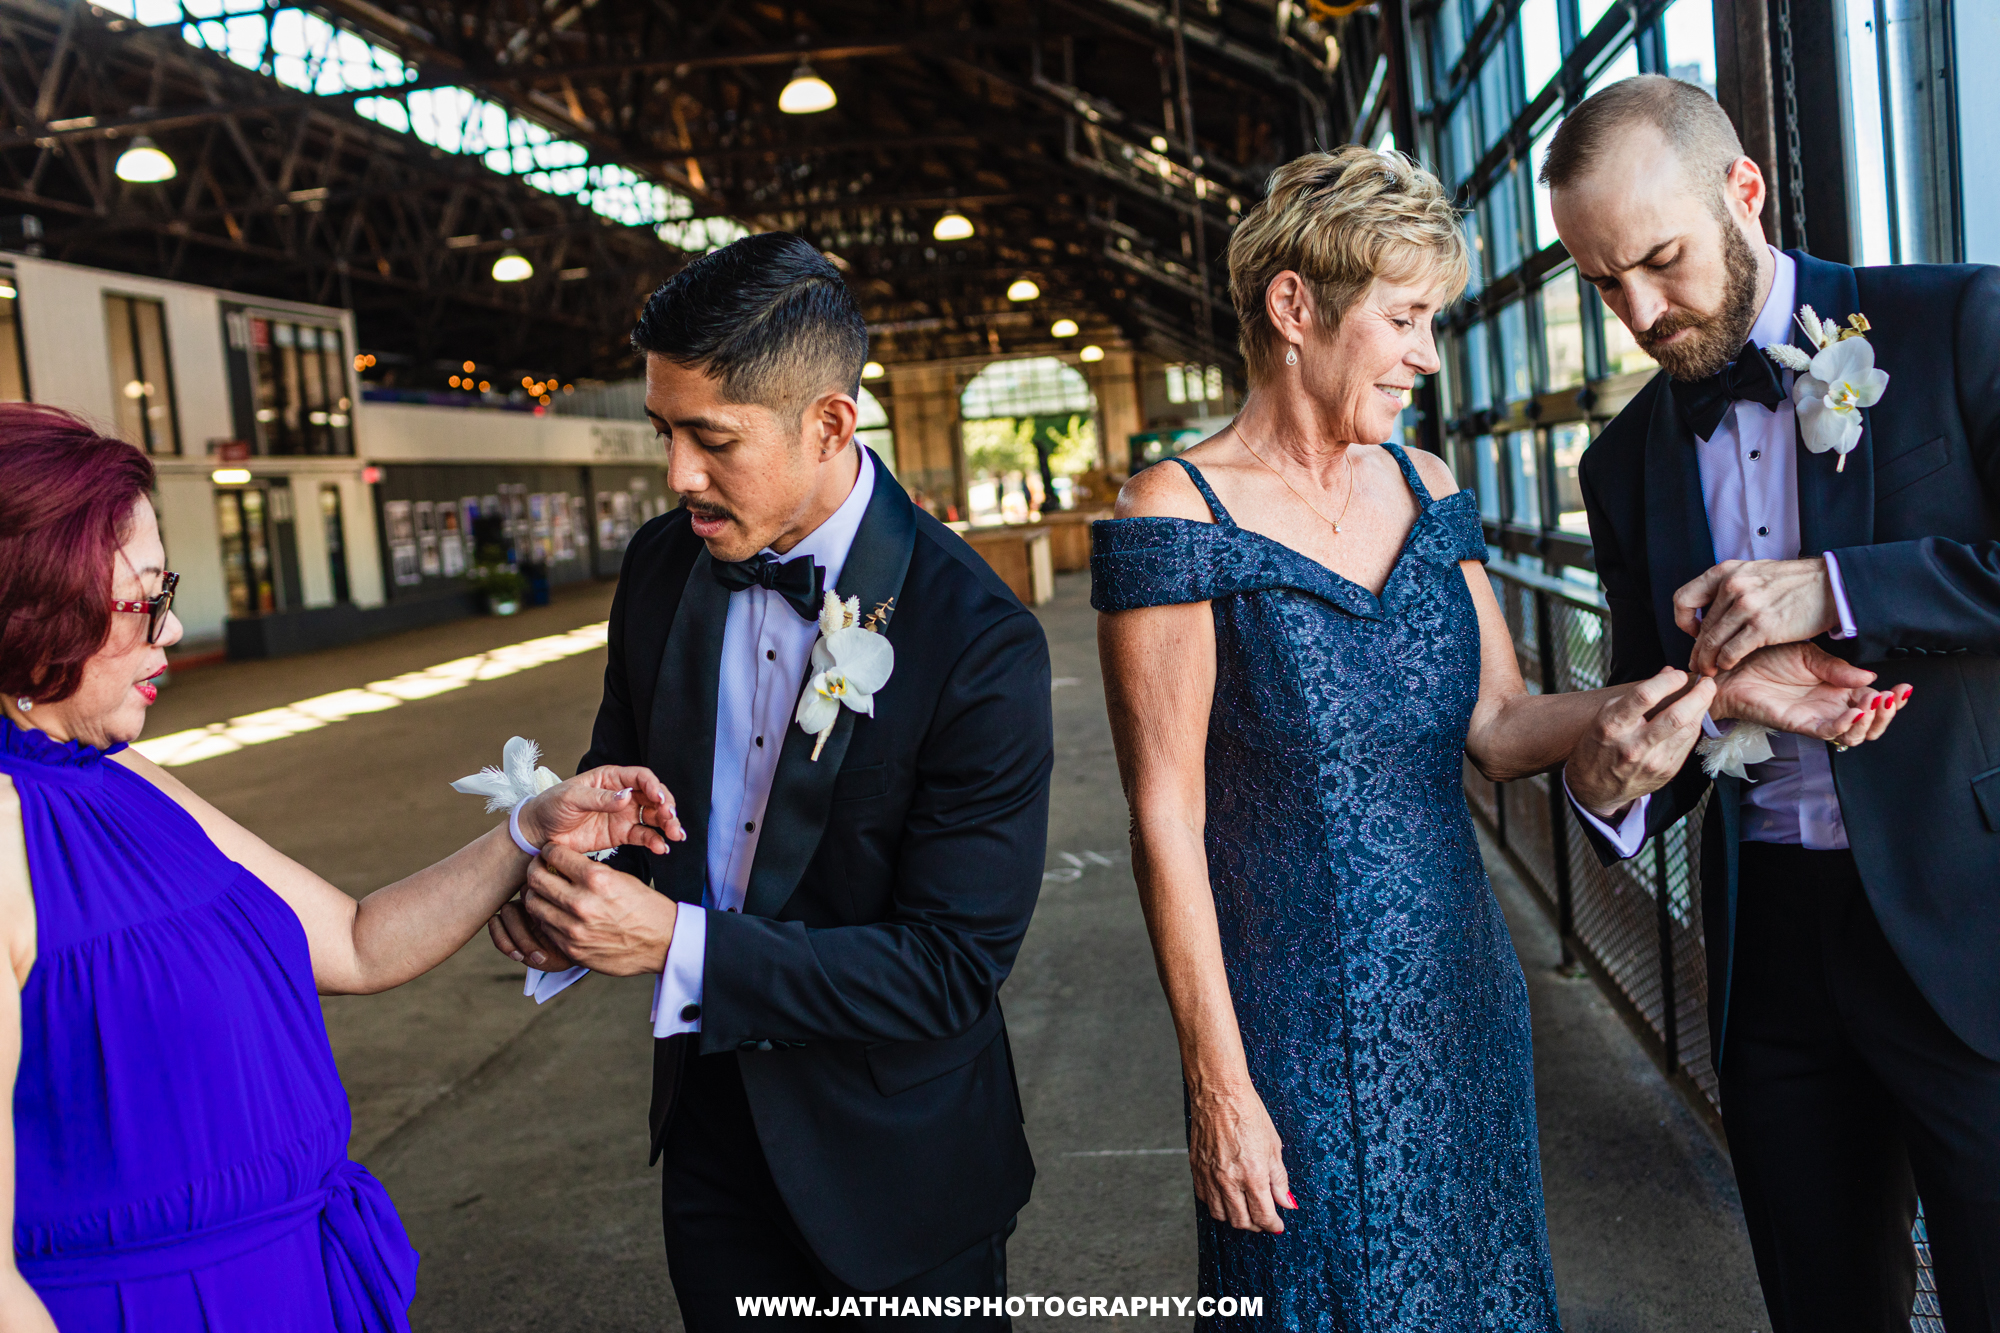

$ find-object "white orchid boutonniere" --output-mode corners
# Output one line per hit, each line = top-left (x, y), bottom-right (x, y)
(794, 591), (896, 760)
(1764, 305), (1889, 471)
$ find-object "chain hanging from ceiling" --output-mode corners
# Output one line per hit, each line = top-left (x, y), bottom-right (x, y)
(1775, 0), (1809, 254)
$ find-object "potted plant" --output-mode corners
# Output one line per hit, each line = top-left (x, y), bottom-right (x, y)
(475, 566), (526, 616)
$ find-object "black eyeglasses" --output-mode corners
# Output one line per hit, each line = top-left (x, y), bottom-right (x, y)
(111, 571), (179, 645)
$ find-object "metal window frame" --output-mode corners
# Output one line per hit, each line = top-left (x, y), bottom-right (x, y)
(106, 292), (183, 458)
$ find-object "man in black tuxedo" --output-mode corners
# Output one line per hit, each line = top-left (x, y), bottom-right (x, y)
(1547, 76), (2000, 1330)
(488, 233), (1051, 1327)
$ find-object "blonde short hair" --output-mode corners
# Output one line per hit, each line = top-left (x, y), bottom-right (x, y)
(1228, 147), (1468, 384)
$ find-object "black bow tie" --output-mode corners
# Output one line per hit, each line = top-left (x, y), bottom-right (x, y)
(710, 552), (826, 620)
(1671, 345), (1787, 440)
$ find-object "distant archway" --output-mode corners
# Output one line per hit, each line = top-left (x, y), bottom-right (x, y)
(855, 384), (894, 474)
(958, 357), (1098, 523)
(960, 357), (1096, 421)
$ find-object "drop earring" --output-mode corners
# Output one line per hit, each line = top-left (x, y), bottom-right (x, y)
(14, 697), (31, 712)
(1285, 345), (1299, 367)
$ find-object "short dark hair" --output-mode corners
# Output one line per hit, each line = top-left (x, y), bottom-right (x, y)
(632, 232), (868, 418)
(1540, 74), (1744, 196)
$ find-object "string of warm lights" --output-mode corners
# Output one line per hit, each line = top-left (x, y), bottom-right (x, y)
(341, 233), (1108, 400)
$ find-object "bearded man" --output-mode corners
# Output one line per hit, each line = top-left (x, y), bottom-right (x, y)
(1547, 75), (2000, 1329)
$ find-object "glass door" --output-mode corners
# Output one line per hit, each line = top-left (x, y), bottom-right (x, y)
(320, 484), (351, 603)
(215, 487), (277, 617)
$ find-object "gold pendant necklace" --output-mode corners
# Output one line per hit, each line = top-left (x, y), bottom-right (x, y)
(1231, 424), (1357, 535)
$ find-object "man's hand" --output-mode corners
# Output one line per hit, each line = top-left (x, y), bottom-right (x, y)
(1564, 666), (1717, 820)
(488, 846), (677, 976)
(515, 765), (685, 857)
(1714, 642), (1911, 747)
(1675, 558), (1839, 675)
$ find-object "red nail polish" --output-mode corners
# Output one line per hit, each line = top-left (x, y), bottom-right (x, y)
(1285, 1192), (1297, 1208)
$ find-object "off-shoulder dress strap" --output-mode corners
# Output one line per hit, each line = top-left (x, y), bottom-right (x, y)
(1166, 456), (1238, 528)
(1382, 440), (1434, 507)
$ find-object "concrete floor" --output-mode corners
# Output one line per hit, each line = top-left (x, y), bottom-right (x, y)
(144, 572), (1770, 1331)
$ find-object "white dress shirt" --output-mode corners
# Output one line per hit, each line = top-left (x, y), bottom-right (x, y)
(1571, 249), (1860, 857)
(650, 446), (876, 1037)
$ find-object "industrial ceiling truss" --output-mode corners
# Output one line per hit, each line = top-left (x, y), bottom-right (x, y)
(0, 0), (1391, 383)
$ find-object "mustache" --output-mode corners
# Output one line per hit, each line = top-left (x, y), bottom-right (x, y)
(681, 498), (735, 524)
(1635, 307), (1713, 350)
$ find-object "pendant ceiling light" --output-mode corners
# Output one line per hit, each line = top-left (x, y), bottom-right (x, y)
(779, 63), (837, 114)
(932, 211), (974, 241)
(1050, 318), (1079, 338)
(491, 250), (534, 282)
(1006, 278), (1040, 302)
(1079, 345), (1105, 362)
(114, 136), (177, 183)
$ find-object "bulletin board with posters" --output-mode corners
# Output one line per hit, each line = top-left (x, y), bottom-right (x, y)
(370, 461), (672, 597)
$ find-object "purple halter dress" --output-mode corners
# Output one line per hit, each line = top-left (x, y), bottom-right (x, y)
(4, 715), (417, 1330)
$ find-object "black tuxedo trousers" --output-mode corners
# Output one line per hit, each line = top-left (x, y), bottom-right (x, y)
(660, 1048), (1012, 1332)
(580, 453), (1051, 1297)
(1574, 254), (2000, 1329)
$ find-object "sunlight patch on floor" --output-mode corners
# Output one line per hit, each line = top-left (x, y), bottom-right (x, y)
(133, 622), (609, 768)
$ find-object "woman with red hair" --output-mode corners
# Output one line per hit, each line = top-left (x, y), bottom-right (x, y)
(0, 405), (683, 1330)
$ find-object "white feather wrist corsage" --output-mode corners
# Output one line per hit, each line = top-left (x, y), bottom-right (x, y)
(452, 734), (562, 812)
(450, 735), (596, 1004)
(1695, 720), (1774, 781)
(450, 736), (620, 861)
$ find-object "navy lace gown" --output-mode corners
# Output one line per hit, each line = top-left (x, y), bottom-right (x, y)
(1092, 445), (1558, 1332)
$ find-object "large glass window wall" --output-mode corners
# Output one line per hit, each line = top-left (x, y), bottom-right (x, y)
(1413, 0), (1717, 576)
(245, 315), (354, 456)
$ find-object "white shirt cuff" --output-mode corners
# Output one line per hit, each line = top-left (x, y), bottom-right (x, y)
(1823, 552), (1857, 640)
(649, 903), (707, 1038)
(1564, 771), (1651, 860)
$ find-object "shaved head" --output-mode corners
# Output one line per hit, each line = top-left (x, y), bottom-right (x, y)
(1541, 74), (1745, 208)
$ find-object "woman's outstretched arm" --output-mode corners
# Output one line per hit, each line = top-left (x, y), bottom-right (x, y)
(1100, 592), (1297, 1237)
(111, 753), (683, 996)
(1458, 560), (1907, 792)
(1402, 447), (1900, 788)
(1457, 561), (1714, 782)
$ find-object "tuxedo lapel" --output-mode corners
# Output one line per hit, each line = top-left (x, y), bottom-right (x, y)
(1788, 250), (1876, 555)
(741, 449), (917, 921)
(1644, 379), (1718, 670)
(648, 549), (727, 906)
